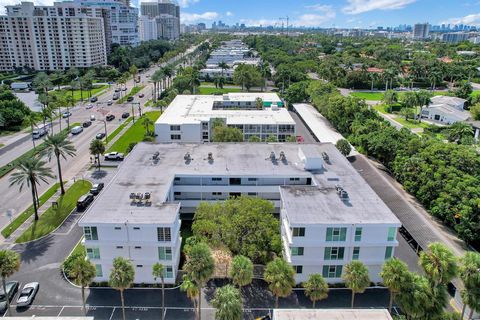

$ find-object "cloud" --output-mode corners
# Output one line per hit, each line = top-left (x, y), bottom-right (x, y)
(294, 4), (335, 26)
(178, 0), (199, 8)
(226, 11), (233, 17)
(442, 13), (480, 25)
(342, 0), (416, 14)
(181, 11), (218, 23)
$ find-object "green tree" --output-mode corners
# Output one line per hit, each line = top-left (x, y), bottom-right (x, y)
(284, 81), (310, 103)
(180, 274), (199, 318)
(89, 139), (105, 170)
(380, 258), (410, 313)
(0, 250), (20, 316)
(43, 132), (76, 195)
(419, 242), (457, 287)
(383, 90), (398, 106)
(212, 126), (243, 142)
(142, 116), (154, 136)
(152, 263), (166, 320)
(233, 64), (261, 91)
(23, 112), (38, 150)
(451, 81), (473, 99)
(396, 273), (434, 319)
(129, 65), (138, 87)
(447, 122), (474, 143)
(248, 136), (261, 142)
(459, 252), (480, 319)
(184, 242), (215, 320)
(342, 260), (370, 308)
(469, 103), (480, 120)
(33, 72), (52, 106)
(212, 285), (242, 320)
(264, 258), (295, 308)
(218, 62), (230, 78)
(266, 135), (278, 142)
(255, 97), (263, 109)
(109, 257), (135, 320)
(67, 256), (96, 315)
(335, 139), (351, 156)
(229, 255), (253, 288)
(9, 157), (54, 220)
(303, 273), (328, 308)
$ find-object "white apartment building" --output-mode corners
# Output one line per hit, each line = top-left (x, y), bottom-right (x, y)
(139, 0), (180, 41)
(154, 93), (296, 143)
(78, 143), (400, 284)
(139, 15), (158, 41)
(0, 2), (107, 71)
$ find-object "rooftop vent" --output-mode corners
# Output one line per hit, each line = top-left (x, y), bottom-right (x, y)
(208, 152), (214, 161)
(339, 190), (349, 201)
(152, 151), (160, 160)
(279, 151), (286, 161)
(184, 152), (192, 161)
(129, 193), (136, 200)
(269, 151), (276, 161)
(136, 192), (143, 200)
(322, 152), (329, 162)
(144, 192), (151, 200)
(335, 184), (343, 193)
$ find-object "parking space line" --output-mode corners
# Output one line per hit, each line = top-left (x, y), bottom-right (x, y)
(57, 306), (65, 317)
(109, 307), (116, 320)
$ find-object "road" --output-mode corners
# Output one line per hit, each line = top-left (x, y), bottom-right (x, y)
(0, 42), (203, 233)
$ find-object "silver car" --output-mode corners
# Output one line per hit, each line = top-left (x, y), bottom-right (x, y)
(16, 282), (39, 307)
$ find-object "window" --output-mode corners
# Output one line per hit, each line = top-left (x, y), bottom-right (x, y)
(211, 177), (222, 181)
(136, 265), (143, 268)
(248, 178), (257, 181)
(133, 227), (140, 230)
(324, 247), (345, 260)
(385, 246), (393, 260)
(86, 247), (100, 259)
(212, 192), (223, 196)
(158, 247), (172, 260)
(84, 226), (98, 240)
(114, 227), (121, 230)
(355, 227), (362, 242)
(289, 177), (300, 181)
(291, 247), (304, 256)
(322, 265), (343, 278)
(170, 134), (181, 140)
(292, 227), (305, 237)
(157, 227), (171, 242)
(326, 227), (347, 241)
(95, 264), (103, 277)
(165, 266), (173, 278)
(294, 265), (303, 274)
(170, 125), (180, 131)
(353, 247), (360, 260)
(387, 227), (396, 241)
(116, 246), (123, 249)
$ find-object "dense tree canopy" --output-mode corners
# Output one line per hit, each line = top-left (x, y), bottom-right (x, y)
(0, 85), (33, 131)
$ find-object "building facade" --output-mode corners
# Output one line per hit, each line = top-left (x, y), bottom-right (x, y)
(140, 0), (180, 41)
(442, 32), (469, 43)
(413, 23), (430, 39)
(78, 143), (401, 284)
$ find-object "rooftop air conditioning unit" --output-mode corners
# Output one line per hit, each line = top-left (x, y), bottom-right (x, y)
(153, 151), (160, 160)
(269, 151), (276, 161)
(129, 193), (136, 200)
(184, 152), (191, 161)
(136, 193), (143, 200)
(208, 152), (214, 161)
(322, 152), (329, 162)
(339, 190), (349, 201)
(279, 151), (286, 161)
(144, 192), (151, 200)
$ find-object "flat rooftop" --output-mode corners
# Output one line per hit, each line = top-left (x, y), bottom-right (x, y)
(79, 143), (399, 226)
(273, 309), (393, 320)
(156, 93), (295, 126)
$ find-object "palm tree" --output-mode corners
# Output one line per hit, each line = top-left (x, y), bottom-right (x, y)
(67, 256), (96, 315)
(258, 62), (271, 92)
(0, 250), (20, 316)
(187, 70), (200, 94)
(396, 273), (433, 319)
(184, 242), (215, 320)
(255, 98), (263, 110)
(211, 284), (242, 320)
(342, 260), (370, 308)
(218, 62), (229, 78)
(151, 70), (164, 102)
(447, 122), (474, 143)
(142, 117), (154, 136)
(89, 139), (105, 170)
(109, 257), (135, 320)
(303, 274), (328, 308)
(264, 257), (295, 308)
(380, 258), (410, 313)
(415, 90), (432, 123)
(129, 65), (138, 87)
(9, 157), (54, 220)
(459, 252), (480, 319)
(383, 90), (398, 106)
(152, 263), (166, 320)
(419, 242), (457, 288)
(229, 255), (253, 288)
(43, 132), (76, 195)
(163, 65), (174, 89)
(33, 72), (52, 105)
(180, 274), (199, 318)
(24, 113), (38, 150)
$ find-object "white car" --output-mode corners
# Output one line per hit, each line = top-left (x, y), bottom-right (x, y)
(86, 104), (93, 109)
(16, 282), (39, 307)
(104, 152), (124, 161)
(62, 111), (72, 118)
(90, 115), (96, 121)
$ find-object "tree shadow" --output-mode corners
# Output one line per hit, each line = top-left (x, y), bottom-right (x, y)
(13, 234), (54, 265)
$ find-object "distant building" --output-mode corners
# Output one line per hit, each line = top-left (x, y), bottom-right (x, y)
(413, 23), (430, 39)
(139, 16), (158, 42)
(442, 32), (469, 43)
(140, 0), (180, 40)
(421, 96), (470, 124)
(197, 22), (206, 31)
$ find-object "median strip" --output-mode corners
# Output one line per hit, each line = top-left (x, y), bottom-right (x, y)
(117, 85), (145, 104)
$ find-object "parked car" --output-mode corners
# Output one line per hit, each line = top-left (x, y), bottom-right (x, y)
(90, 183), (105, 195)
(107, 100), (113, 105)
(16, 282), (39, 307)
(121, 112), (130, 119)
(126, 96), (134, 102)
(76, 193), (94, 211)
(112, 93), (119, 100)
(90, 114), (96, 121)
(106, 114), (115, 121)
(62, 111), (72, 118)
(95, 132), (105, 140)
(70, 126), (83, 135)
(32, 127), (48, 139)
(0, 281), (19, 313)
(138, 93), (144, 98)
(90, 96), (98, 103)
(82, 121), (92, 128)
(86, 104), (93, 109)
(104, 152), (124, 161)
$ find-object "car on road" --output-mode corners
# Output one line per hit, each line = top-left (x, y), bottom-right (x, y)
(16, 282), (39, 307)
(77, 193), (94, 211)
(90, 183), (105, 195)
(122, 87), (127, 91)
(113, 93), (119, 100)
(62, 111), (72, 118)
(106, 114), (115, 121)
(86, 104), (93, 109)
(90, 115), (96, 121)
(0, 281), (19, 313)
(70, 126), (83, 135)
(107, 100), (113, 105)
(32, 127), (48, 139)
(90, 96), (98, 103)
(104, 152), (124, 161)
(138, 93), (144, 98)
(126, 96), (134, 102)
(82, 121), (92, 128)
(114, 88), (120, 92)
(121, 112), (130, 119)
(95, 132), (105, 140)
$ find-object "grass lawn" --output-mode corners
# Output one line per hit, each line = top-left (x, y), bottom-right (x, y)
(117, 85), (145, 104)
(373, 104), (388, 114)
(0, 123), (80, 178)
(198, 86), (242, 95)
(51, 85), (108, 103)
(350, 92), (384, 101)
(471, 90), (480, 97)
(16, 180), (92, 243)
(106, 117), (132, 142)
(1, 182), (60, 238)
(70, 239), (85, 257)
(107, 111), (161, 154)
(394, 117), (430, 129)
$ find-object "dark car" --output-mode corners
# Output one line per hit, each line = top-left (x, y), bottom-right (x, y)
(82, 121), (92, 128)
(96, 132), (106, 140)
(121, 112), (130, 119)
(126, 96), (134, 102)
(90, 96), (98, 103)
(114, 88), (120, 92)
(122, 87), (127, 91)
(138, 93), (144, 98)
(106, 114), (115, 121)
(0, 281), (19, 313)
(76, 193), (94, 211)
(90, 183), (105, 195)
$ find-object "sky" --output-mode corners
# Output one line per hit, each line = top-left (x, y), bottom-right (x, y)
(1, 0), (480, 28)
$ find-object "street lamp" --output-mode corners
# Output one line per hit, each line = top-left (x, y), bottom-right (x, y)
(100, 119), (108, 144)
